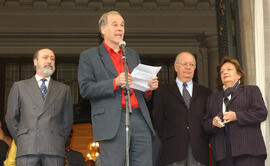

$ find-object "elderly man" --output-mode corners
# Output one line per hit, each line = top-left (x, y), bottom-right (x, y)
(78, 11), (158, 166)
(5, 48), (73, 166)
(154, 52), (211, 166)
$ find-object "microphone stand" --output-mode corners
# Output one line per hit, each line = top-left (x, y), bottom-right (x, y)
(122, 54), (132, 166)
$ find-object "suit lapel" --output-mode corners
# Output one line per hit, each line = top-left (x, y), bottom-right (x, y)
(41, 79), (58, 115)
(126, 49), (137, 72)
(28, 77), (44, 110)
(227, 85), (243, 106)
(168, 82), (186, 105)
(168, 82), (200, 106)
(190, 82), (199, 103)
(99, 44), (118, 77)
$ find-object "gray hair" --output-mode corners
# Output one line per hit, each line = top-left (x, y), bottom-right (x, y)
(98, 11), (123, 38)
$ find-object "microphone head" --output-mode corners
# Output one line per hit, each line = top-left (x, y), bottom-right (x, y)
(119, 40), (126, 47)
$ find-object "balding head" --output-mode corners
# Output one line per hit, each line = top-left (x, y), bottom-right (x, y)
(174, 51), (196, 82)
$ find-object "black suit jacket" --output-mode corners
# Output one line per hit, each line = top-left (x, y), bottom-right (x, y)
(66, 149), (86, 166)
(153, 82), (211, 165)
(202, 85), (268, 163)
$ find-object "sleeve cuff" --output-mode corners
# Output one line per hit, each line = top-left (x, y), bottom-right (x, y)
(113, 79), (119, 91)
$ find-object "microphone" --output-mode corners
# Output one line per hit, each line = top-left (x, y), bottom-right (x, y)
(119, 40), (127, 59)
(119, 40), (130, 94)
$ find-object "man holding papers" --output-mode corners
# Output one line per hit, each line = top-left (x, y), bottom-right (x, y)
(78, 11), (158, 166)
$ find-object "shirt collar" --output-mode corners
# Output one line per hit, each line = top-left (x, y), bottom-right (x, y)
(176, 78), (193, 88)
(103, 41), (122, 55)
(35, 74), (51, 83)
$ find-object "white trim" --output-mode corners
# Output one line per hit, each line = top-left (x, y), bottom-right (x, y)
(254, 1), (269, 165)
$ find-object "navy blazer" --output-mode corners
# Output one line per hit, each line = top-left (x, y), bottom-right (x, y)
(153, 82), (211, 165)
(78, 43), (155, 141)
(202, 85), (268, 163)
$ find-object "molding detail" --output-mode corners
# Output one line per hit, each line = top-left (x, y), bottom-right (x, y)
(0, 32), (208, 57)
(0, 0), (215, 9)
(183, 0), (198, 7)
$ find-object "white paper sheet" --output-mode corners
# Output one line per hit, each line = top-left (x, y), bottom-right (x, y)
(130, 64), (162, 92)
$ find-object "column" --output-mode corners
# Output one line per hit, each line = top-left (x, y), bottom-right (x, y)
(238, 0), (256, 85)
(198, 47), (209, 87)
(203, 33), (219, 92)
(263, 0), (270, 165)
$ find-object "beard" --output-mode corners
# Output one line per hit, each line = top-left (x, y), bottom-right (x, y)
(37, 64), (55, 77)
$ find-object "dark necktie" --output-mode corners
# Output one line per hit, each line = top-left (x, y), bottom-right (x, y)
(182, 83), (191, 109)
(40, 78), (47, 99)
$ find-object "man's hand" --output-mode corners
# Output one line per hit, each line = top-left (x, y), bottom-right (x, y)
(115, 72), (132, 87)
(148, 76), (158, 91)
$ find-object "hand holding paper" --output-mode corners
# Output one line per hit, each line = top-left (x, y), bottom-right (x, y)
(130, 64), (162, 92)
(148, 76), (159, 91)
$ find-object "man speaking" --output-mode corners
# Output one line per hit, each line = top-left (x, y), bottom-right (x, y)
(78, 11), (158, 166)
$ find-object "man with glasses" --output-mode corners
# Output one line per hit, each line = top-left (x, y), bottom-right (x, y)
(153, 51), (211, 166)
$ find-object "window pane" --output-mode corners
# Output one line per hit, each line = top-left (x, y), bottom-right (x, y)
(4, 64), (20, 113)
(21, 63), (35, 80)
(56, 63), (79, 104)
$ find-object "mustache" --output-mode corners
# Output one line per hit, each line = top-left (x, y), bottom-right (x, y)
(44, 64), (53, 69)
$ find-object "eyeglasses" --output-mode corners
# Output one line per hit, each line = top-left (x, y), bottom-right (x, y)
(178, 62), (196, 67)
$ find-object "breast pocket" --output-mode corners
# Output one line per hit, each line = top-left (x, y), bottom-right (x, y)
(93, 108), (105, 116)
(92, 108), (106, 125)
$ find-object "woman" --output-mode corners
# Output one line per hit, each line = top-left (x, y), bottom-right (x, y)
(202, 56), (267, 166)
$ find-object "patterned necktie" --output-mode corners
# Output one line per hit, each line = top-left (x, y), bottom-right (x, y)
(40, 78), (47, 99)
(182, 82), (191, 109)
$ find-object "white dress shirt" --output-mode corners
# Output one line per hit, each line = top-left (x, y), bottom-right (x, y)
(176, 78), (193, 97)
(35, 74), (51, 89)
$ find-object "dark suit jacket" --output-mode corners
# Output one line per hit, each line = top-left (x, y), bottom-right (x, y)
(78, 43), (155, 141)
(202, 85), (268, 163)
(5, 77), (73, 158)
(66, 149), (86, 166)
(153, 82), (211, 165)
